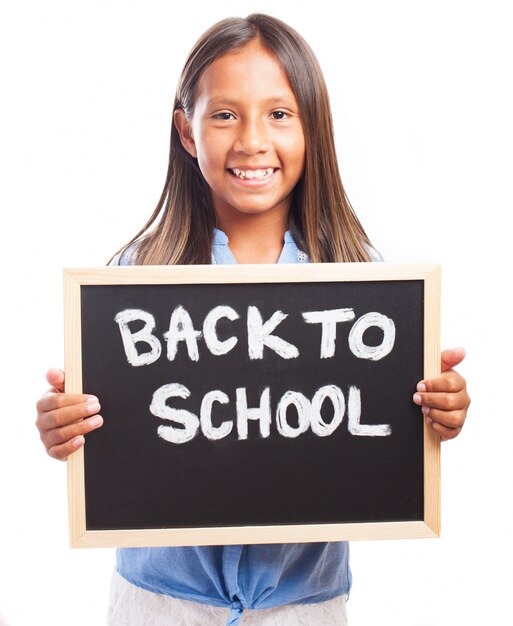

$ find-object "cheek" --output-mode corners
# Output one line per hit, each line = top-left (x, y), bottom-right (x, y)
(197, 134), (228, 173)
(279, 135), (306, 172)
(287, 149), (306, 182)
(194, 149), (221, 186)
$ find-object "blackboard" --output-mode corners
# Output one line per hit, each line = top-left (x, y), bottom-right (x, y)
(64, 263), (441, 548)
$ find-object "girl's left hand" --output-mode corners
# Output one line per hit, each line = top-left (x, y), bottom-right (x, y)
(413, 347), (470, 441)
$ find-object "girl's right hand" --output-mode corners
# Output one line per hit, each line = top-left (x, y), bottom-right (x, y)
(36, 368), (104, 461)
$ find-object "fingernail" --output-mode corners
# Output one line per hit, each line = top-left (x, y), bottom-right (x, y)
(71, 435), (84, 448)
(413, 393), (422, 405)
(89, 415), (103, 427)
(87, 398), (101, 413)
(417, 382), (426, 392)
(426, 416), (433, 424)
(421, 406), (430, 416)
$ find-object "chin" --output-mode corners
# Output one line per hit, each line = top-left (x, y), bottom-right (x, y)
(227, 206), (273, 216)
(241, 208), (274, 215)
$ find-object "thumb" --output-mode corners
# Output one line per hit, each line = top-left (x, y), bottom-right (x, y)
(441, 347), (466, 373)
(46, 368), (65, 393)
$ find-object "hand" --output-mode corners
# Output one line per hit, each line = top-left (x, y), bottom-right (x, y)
(35, 369), (104, 460)
(413, 347), (470, 441)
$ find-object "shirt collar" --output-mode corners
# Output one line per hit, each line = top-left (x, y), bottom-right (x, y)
(212, 227), (308, 265)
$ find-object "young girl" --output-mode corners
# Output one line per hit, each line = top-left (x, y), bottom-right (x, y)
(36, 13), (470, 626)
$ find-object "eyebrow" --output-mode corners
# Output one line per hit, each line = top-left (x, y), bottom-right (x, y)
(206, 96), (297, 108)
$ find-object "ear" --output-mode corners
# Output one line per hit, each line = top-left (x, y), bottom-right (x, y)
(173, 108), (197, 158)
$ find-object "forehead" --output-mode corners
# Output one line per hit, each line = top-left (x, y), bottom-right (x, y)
(196, 40), (297, 106)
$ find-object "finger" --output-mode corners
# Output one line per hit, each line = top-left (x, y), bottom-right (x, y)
(425, 416), (463, 442)
(47, 434), (86, 461)
(413, 389), (467, 412)
(37, 397), (101, 431)
(441, 347), (466, 373)
(421, 406), (466, 430)
(46, 368), (65, 393)
(44, 414), (104, 450)
(417, 370), (466, 394)
(36, 392), (99, 416)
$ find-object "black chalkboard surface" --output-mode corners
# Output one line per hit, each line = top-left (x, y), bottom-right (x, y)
(64, 263), (440, 548)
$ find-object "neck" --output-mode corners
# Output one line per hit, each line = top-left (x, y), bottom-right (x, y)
(216, 211), (288, 264)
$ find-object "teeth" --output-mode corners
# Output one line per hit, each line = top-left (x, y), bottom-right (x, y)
(232, 167), (274, 179)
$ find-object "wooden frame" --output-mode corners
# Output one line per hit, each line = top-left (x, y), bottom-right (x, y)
(64, 262), (441, 548)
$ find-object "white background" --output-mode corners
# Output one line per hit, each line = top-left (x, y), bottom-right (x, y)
(0, 1), (511, 624)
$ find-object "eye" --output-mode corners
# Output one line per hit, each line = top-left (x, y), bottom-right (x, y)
(271, 110), (289, 120)
(213, 112), (235, 121)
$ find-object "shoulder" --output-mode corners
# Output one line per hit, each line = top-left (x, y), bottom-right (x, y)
(287, 232), (383, 264)
(110, 241), (140, 266)
(366, 244), (384, 262)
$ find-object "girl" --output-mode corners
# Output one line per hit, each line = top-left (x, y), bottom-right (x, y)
(36, 13), (470, 626)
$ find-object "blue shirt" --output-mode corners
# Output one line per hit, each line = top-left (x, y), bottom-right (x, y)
(116, 229), (352, 626)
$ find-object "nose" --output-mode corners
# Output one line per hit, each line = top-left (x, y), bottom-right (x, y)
(233, 117), (271, 155)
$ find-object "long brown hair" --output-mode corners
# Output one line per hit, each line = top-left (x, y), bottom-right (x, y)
(111, 13), (373, 265)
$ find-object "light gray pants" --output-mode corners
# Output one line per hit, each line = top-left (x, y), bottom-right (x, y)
(108, 570), (349, 625)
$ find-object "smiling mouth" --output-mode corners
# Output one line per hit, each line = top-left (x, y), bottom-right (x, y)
(228, 167), (276, 180)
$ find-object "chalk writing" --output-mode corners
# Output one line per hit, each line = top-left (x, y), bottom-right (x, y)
(114, 304), (396, 444)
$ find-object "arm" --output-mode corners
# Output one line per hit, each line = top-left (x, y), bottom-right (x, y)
(35, 369), (104, 460)
(413, 347), (470, 441)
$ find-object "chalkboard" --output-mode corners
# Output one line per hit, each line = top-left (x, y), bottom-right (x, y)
(64, 263), (440, 548)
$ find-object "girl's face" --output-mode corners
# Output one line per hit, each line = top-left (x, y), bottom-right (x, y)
(174, 40), (306, 224)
